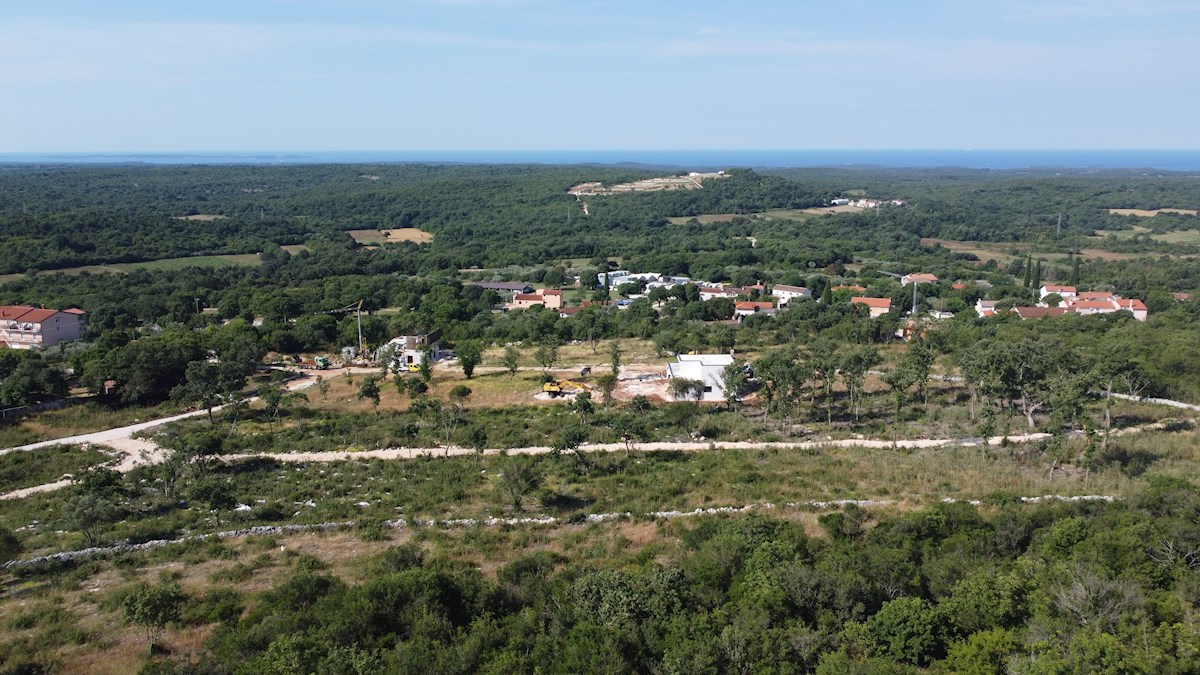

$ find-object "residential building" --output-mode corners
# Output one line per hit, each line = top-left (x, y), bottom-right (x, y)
(698, 286), (741, 301)
(975, 299), (1000, 318)
(0, 305), (86, 350)
(666, 354), (734, 402)
(851, 297), (892, 318)
(901, 273), (939, 286)
(734, 301), (775, 318)
(770, 284), (812, 306)
(507, 288), (564, 311)
(377, 331), (443, 370)
(1039, 284), (1077, 300)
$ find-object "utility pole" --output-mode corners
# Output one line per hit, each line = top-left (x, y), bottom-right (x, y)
(911, 281), (919, 315)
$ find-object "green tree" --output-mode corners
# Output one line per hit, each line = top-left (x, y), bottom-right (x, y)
(840, 346), (882, 421)
(882, 363), (917, 430)
(867, 596), (945, 666)
(357, 374), (382, 415)
(62, 493), (120, 546)
(503, 344), (521, 378)
(609, 341), (623, 376)
(315, 374), (330, 401)
(0, 526), (23, 563)
(536, 339), (560, 372)
(553, 425), (591, 475)
(596, 372), (618, 409)
(571, 390), (595, 425)
(456, 340), (483, 379)
(611, 413), (649, 453)
(191, 476), (237, 526)
(258, 378), (307, 423)
(721, 360), (749, 410)
(122, 581), (185, 651)
(499, 455), (542, 510)
(440, 385), (472, 454)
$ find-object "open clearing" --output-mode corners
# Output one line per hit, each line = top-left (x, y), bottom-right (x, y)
(346, 228), (434, 245)
(1090, 226), (1200, 246)
(667, 214), (738, 224)
(923, 238), (1154, 263)
(174, 213), (226, 221)
(0, 249), (312, 285)
(1108, 208), (1198, 217)
(569, 173), (725, 196)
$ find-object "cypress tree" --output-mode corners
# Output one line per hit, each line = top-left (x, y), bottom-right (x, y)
(1069, 256), (1080, 287)
(1033, 259), (1042, 290)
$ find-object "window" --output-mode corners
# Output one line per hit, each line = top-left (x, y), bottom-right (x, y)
(703, 386), (712, 393)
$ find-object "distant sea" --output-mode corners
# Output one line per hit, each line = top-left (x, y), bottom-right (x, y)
(3, 149), (1200, 171)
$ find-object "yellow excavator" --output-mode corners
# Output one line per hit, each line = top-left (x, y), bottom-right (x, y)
(542, 379), (593, 397)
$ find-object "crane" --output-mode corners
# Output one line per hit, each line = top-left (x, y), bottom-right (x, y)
(327, 300), (368, 360)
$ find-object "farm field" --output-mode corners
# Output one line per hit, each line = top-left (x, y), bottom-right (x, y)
(345, 227), (434, 244)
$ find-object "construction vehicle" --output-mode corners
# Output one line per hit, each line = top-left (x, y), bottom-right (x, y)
(293, 354), (332, 370)
(542, 379), (593, 397)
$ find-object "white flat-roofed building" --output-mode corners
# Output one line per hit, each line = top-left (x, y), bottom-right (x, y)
(666, 353), (734, 402)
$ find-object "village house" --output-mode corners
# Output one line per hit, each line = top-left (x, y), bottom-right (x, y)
(851, 297), (892, 318)
(507, 288), (564, 311)
(376, 330), (442, 370)
(734, 301), (775, 319)
(770, 284), (812, 306)
(1039, 284), (1077, 301)
(0, 305), (86, 350)
(975, 299), (1000, 318)
(666, 354), (734, 402)
(1015, 297), (1148, 321)
(698, 286), (741, 301)
(901, 273), (939, 286)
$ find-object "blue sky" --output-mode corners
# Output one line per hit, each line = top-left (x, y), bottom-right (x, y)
(3, 0), (1198, 152)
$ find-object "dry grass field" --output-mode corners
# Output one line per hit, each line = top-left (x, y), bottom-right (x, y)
(174, 214), (226, 221)
(1108, 208), (1198, 217)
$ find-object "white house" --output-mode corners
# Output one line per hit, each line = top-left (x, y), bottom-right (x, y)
(1039, 284), (1077, 301)
(698, 286), (740, 301)
(377, 331), (443, 370)
(770, 284), (812, 306)
(666, 354), (734, 402)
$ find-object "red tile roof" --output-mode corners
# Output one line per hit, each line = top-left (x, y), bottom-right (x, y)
(851, 297), (892, 309)
(1014, 306), (1068, 319)
(735, 301), (774, 311)
(1042, 284), (1076, 293)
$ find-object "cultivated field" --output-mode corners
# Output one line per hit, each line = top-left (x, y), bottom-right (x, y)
(346, 228), (434, 245)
